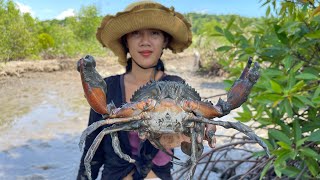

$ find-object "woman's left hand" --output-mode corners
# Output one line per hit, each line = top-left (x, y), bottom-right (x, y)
(155, 124), (217, 150)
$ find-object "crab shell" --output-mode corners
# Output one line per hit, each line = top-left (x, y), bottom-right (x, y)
(130, 81), (206, 134)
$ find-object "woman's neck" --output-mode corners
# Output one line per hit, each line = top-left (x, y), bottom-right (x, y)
(128, 67), (155, 84)
(125, 62), (164, 85)
(124, 61), (165, 102)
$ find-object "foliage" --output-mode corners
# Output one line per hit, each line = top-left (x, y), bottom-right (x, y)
(73, 5), (101, 41)
(188, 14), (231, 74)
(0, 0), (38, 61)
(210, 0), (320, 179)
(0, 1), (106, 62)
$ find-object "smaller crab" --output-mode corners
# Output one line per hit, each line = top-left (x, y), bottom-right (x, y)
(77, 55), (270, 180)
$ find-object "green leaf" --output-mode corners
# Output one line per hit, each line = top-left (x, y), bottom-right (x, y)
(260, 47), (286, 59)
(277, 141), (291, 149)
(293, 119), (301, 144)
(313, 96), (320, 104)
(291, 96), (305, 108)
(274, 163), (282, 177)
(256, 93), (283, 104)
(305, 30), (320, 39)
(223, 79), (233, 90)
(235, 111), (252, 122)
(226, 15), (236, 30)
(294, 95), (315, 107)
(259, 160), (272, 180)
(291, 62), (304, 72)
(269, 129), (292, 145)
(274, 149), (294, 165)
(270, 80), (283, 93)
(236, 104), (252, 122)
(283, 98), (293, 117)
(262, 68), (284, 77)
(274, 164), (283, 177)
(281, 166), (300, 177)
(266, 6), (271, 16)
(303, 122), (320, 132)
(287, 71), (295, 89)
(224, 29), (235, 43)
(214, 26), (223, 34)
(308, 130), (320, 142)
(274, 24), (289, 45)
(300, 147), (319, 159)
(305, 157), (320, 176)
(282, 55), (293, 71)
(216, 45), (233, 52)
(313, 86), (320, 100)
(296, 137), (308, 147)
(296, 73), (319, 80)
(288, 80), (305, 93)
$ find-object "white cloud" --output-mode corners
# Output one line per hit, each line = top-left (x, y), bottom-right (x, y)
(16, 2), (35, 17)
(55, 8), (75, 20)
(195, 9), (209, 14)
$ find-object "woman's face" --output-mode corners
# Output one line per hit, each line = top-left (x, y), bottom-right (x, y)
(126, 29), (167, 69)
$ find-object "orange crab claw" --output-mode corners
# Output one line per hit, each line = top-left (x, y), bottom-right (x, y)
(226, 57), (260, 110)
(215, 57), (260, 116)
(77, 55), (109, 116)
(181, 100), (223, 118)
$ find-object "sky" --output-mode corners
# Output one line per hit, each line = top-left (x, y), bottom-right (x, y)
(14, 0), (268, 21)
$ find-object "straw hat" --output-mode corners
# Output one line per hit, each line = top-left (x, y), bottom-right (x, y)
(96, 1), (192, 66)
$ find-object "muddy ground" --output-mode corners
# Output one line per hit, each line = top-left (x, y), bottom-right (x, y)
(0, 51), (264, 179)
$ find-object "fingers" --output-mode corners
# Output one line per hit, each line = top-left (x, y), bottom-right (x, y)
(196, 123), (205, 144)
(205, 124), (216, 148)
(138, 125), (217, 150)
(159, 134), (186, 149)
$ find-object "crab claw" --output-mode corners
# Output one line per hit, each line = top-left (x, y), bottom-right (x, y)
(77, 55), (109, 116)
(217, 57), (260, 115)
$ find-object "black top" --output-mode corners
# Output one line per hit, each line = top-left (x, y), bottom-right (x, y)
(77, 74), (184, 180)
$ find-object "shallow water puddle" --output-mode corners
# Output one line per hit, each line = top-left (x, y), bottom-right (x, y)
(0, 71), (89, 179)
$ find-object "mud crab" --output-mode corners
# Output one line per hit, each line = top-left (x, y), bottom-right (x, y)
(77, 55), (269, 180)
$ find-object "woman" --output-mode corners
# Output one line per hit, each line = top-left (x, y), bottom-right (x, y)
(77, 1), (216, 179)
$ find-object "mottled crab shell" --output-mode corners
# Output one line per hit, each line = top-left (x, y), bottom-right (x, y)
(130, 81), (201, 102)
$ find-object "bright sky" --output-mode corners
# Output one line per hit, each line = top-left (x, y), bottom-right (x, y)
(14, 0), (268, 20)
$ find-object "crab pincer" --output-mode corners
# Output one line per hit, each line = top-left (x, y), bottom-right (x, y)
(215, 57), (260, 115)
(77, 55), (109, 117)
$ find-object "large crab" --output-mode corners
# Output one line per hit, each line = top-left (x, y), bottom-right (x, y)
(77, 55), (269, 180)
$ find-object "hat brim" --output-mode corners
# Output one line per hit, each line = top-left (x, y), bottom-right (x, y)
(96, 4), (192, 66)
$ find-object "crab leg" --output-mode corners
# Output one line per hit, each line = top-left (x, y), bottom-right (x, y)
(79, 113), (151, 150)
(110, 132), (135, 163)
(77, 55), (109, 116)
(84, 122), (138, 180)
(186, 127), (198, 180)
(109, 99), (156, 118)
(190, 116), (270, 156)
